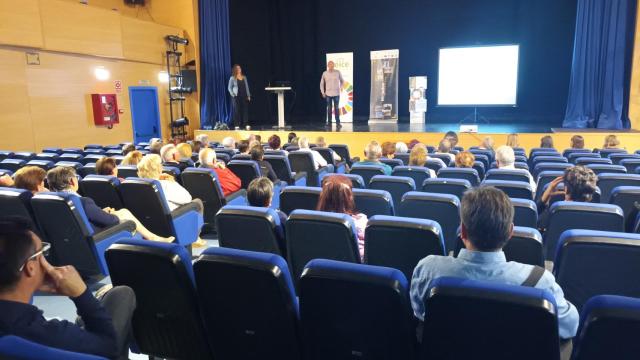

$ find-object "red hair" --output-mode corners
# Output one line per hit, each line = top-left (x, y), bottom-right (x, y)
(317, 175), (356, 215)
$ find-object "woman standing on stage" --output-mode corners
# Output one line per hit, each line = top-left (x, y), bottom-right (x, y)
(228, 64), (251, 130)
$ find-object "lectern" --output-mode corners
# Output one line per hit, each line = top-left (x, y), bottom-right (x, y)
(265, 86), (292, 128)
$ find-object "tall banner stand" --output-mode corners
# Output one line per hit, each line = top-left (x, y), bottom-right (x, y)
(326, 52), (354, 123)
(369, 49), (399, 123)
(409, 76), (427, 123)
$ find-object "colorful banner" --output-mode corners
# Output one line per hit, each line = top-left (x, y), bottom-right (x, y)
(369, 49), (399, 121)
(325, 52), (354, 123)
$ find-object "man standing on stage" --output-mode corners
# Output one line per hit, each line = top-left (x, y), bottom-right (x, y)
(320, 61), (344, 128)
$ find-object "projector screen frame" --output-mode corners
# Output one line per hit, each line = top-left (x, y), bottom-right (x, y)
(436, 43), (520, 108)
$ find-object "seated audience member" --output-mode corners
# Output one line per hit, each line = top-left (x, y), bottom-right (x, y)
(222, 136), (236, 150)
(149, 138), (163, 155)
(478, 136), (495, 151)
(317, 136), (343, 161)
(354, 141), (392, 175)
(506, 133), (519, 148)
(408, 143), (437, 178)
(570, 135), (585, 149)
(410, 186), (578, 339)
(176, 143), (195, 167)
(191, 140), (203, 155)
(95, 157), (121, 180)
(495, 145), (536, 192)
(290, 137), (300, 147)
(298, 137), (328, 169)
(455, 151), (475, 168)
(13, 166), (48, 194)
(540, 135), (554, 149)
(47, 166), (173, 242)
(287, 132), (297, 143)
(602, 134), (622, 149)
(160, 144), (186, 172)
(121, 151), (143, 166)
(407, 139), (421, 150)
(249, 140), (261, 151)
(537, 165), (597, 230)
(317, 175), (367, 259)
(254, 134), (262, 143)
(436, 138), (456, 163)
(0, 217), (136, 359)
(395, 141), (409, 154)
(247, 177), (287, 227)
(268, 134), (284, 151)
(444, 130), (459, 148)
(198, 148), (241, 196)
(121, 143), (136, 156)
(238, 140), (251, 154)
(382, 141), (396, 159)
(250, 146), (279, 182)
(195, 133), (210, 148)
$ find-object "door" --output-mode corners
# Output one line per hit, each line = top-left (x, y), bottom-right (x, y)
(129, 86), (161, 143)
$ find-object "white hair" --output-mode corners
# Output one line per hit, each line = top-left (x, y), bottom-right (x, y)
(198, 148), (216, 166)
(160, 144), (177, 163)
(495, 145), (515, 167)
(222, 137), (236, 149)
(299, 137), (310, 149)
(195, 134), (209, 145)
(395, 142), (408, 154)
(365, 141), (382, 161)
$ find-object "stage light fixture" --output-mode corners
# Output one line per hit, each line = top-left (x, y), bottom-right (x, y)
(165, 35), (189, 45)
(94, 66), (110, 81)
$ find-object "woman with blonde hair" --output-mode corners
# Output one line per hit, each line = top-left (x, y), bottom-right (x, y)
(121, 150), (143, 166)
(455, 151), (475, 168)
(228, 64), (251, 130)
(603, 134), (621, 149)
(479, 136), (494, 151)
(409, 143), (437, 178)
(506, 133), (519, 148)
(176, 142), (193, 160)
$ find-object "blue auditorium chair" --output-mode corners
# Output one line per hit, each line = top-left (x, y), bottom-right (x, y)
(421, 178), (471, 200)
(482, 179), (534, 200)
(437, 167), (480, 186)
(214, 152), (231, 164)
(364, 215), (445, 281)
(429, 153), (452, 166)
(289, 151), (331, 187)
(567, 152), (600, 164)
(105, 149), (122, 156)
(265, 149), (287, 156)
(161, 165), (181, 181)
(536, 170), (565, 201)
(472, 154), (490, 171)
(424, 158), (447, 174)
(532, 155), (567, 167)
(0, 158), (26, 172)
(25, 160), (54, 171)
(31, 192), (140, 279)
(609, 153), (640, 165)
(533, 162), (572, 178)
(597, 148), (627, 158)
(473, 160), (486, 180)
(286, 210), (360, 283)
(543, 202), (624, 260)
(398, 191), (459, 254)
(54, 161), (83, 171)
(78, 175), (123, 210)
(420, 277), (559, 360)
(299, 259), (415, 360)
(105, 239), (214, 359)
(321, 172), (366, 189)
(353, 188), (394, 216)
(80, 154), (105, 165)
(609, 186), (640, 232)
(193, 247), (301, 360)
(82, 149), (105, 156)
(576, 157), (613, 166)
(530, 148), (560, 158)
(59, 153), (83, 162)
(554, 230), (640, 311)
(596, 173), (640, 203)
(279, 186), (321, 215)
(34, 152), (60, 162)
(116, 165), (138, 178)
(231, 154), (251, 161)
(0, 335), (107, 360)
(42, 147), (62, 154)
(215, 148), (236, 159)
(11, 151), (36, 161)
(369, 175), (415, 210)
(84, 144), (104, 150)
(562, 148), (592, 158)
(118, 178), (203, 247)
(515, 154), (528, 163)
(619, 158), (640, 174)
(78, 163), (96, 177)
(111, 155), (125, 165)
(315, 147), (347, 173)
(264, 154), (307, 186)
(426, 145), (436, 153)
(485, 168), (531, 183)
(454, 226), (544, 267)
(216, 205), (285, 255)
(512, 198), (538, 228)
(0, 188), (37, 229)
(586, 164), (627, 175)
(62, 148), (83, 154)
(379, 157), (404, 169)
(103, 145), (121, 150)
(571, 295), (640, 360)
(349, 164), (386, 187)
(470, 149), (494, 163)
(392, 165), (431, 187)
(394, 152), (410, 165)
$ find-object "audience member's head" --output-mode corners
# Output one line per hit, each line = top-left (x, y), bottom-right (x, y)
(250, 146), (264, 161)
(122, 143), (136, 156)
(192, 140), (203, 154)
(395, 142), (408, 154)
(121, 151), (143, 166)
(316, 136), (327, 148)
(137, 154), (163, 180)
(249, 140), (261, 151)
(176, 143), (192, 160)
(0, 217), (45, 295)
(381, 141), (396, 158)
(238, 140), (250, 154)
(195, 134), (209, 147)
(299, 137), (311, 149)
(540, 135), (554, 149)
(198, 148), (217, 168)
(409, 143), (427, 167)
(222, 136), (236, 149)
(480, 136), (494, 151)
(317, 175), (356, 215)
(460, 186), (514, 251)
(570, 135), (585, 149)
(455, 151), (475, 168)
(247, 177), (273, 207)
(290, 137), (300, 147)
(444, 131), (459, 147)
(95, 157), (118, 177)
(13, 166), (47, 194)
(603, 134), (620, 149)
(268, 135), (282, 150)
(149, 139), (163, 155)
(364, 141), (383, 162)
(563, 165), (598, 202)
(407, 139), (420, 150)
(248, 134), (257, 143)
(160, 144), (179, 163)
(288, 132), (297, 143)
(437, 139), (452, 153)
(495, 146), (515, 168)
(506, 133), (519, 148)
(255, 134), (262, 143)
(46, 167), (78, 192)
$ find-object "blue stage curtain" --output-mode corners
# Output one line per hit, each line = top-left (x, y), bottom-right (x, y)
(563, 0), (637, 129)
(199, 0), (232, 128)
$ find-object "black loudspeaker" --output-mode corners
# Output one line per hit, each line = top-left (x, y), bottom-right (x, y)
(181, 70), (197, 92)
(124, 0), (145, 5)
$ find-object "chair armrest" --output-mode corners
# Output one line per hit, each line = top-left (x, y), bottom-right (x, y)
(93, 220), (136, 243)
(317, 166), (330, 176)
(351, 156), (361, 163)
(293, 171), (307, 181)
(171, 201), (201, 219)
(225, 189), (247, 203)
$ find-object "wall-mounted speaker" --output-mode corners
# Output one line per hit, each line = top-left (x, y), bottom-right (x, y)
(124, 0), (146, 5)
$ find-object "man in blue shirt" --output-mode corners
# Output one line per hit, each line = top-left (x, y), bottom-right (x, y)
(410, 186), (579, 340)
(352, 141), (393, 175)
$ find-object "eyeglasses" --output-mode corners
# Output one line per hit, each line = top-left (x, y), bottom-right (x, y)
(18, 242), (51, 272)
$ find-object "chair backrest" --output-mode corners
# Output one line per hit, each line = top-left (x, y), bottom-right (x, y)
(554, 230), (640, 311)
(482, 179), (534, 200)
(232, 154), (251, 161)
(0, 187), (35, 224)
(597, 174), (640, 203)
(286, 210), (360, 283)
(598, 148), (627, 158)
(485, 168), (530, 184)
(59, 153), (83, 162)
(328, 144), (354, 163)
(78, 163), (96, 177)
(193, 247), (300, 360)
(423, 158), (446, 174)
(279, 186), (322, 215)
(216, 205), (285, 255)
(454, 226), (544, 267)
(421, 178), (471, 200)
(364, 215), (445, 280)
(576, 157), (613, 166)
(571, 295), (640, 360)
(535, 170), (565, 201)
(398, 191), (460, 254)
(568, 152), (600, 164)
(116, 165), (138, 178)
(0, 158), (26, 172)
(264, 154), (295, 183)
(11, 151), (36, 161)
(118, 178), (174, 237)
(105, 239), (213, 359)
(620, 158), (640, 173)
(299, 259), (415, 360)
(78, 175), (123, 209)
(610, 186), (640, 232)
(544, 202), (624, 260)
(352, 188), (394, 217)
(181, 167), (228, 226)
(53, 161), (83, 171)
(429, 153), (452, 166)
(609, 153), (640, 165)
(215, 148), (236, 159)
(62, 147), (83, 154)
(472, 154), (490, 170)
(42, 147), (62, 154)
(322, 173), (366, 189)
(0, 335), (107, 360)
(227, 160), (261, 189)
(469, 149), (494, 164)
(215, 152), (231, 164)
(472, 161), (486, 180)
(421, 277), (559, 360)
(392, 165), (431, 187)
(562, 148), (592, 158)
(34, 152), (60, 162)
(437, 167), (480, 186)
(369, 175), (415, 210)
(349, 164), (386, 187)
(533, 162), (572, 178)
(530, 148), (560, 158)
(532, 156), (567, 167)
(587, 164), (627, 175)
(511, 198), (538, 228)
(313, 147), (339, 166)
(289, 151), (323, 186)
(379, 157), (404, 169)
(394, 152), (410, 165)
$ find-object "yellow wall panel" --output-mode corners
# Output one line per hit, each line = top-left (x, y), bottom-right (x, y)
(121, 17), (183, 64)
(0, 0), (43, 48)
(629, 3), (640, 130)
(0, 49), (35, 151)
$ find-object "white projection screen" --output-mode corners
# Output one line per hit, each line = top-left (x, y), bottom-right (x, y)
(438, 45), (520, 106)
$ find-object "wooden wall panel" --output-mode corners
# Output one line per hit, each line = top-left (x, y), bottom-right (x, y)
(121, 17), (183, 64)
(39, 0), (123, 58)
(0, 0), (43, 48)
(0, 49), (35, 151)
(629, 3), (640, 130)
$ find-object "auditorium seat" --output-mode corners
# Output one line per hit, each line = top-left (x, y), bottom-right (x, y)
(231, 154), (251, 161)
(0, 158), (26, 172)
(511, 198), (538, 228)
(394, 153), (410, 165)
(364, 215), (445, 281)
(349, 164), (386, 187)
(279, 186), (321, 215)
(78, 164), (96, 177)
(11, 151), (36, 161)
(31, 192), (139, 279)
(82, 149), (105, 156)
(609, 153), (640, 165)
(353, 188), (394, 217)
(284, 145), (299, 152)
(0, 188), (36, 228)
(78, 175), (123, 210)
(454, 226), (544, 267)
(0, 335), (106, 360)
(535, 171), (565, 201)
(264, 154), (307, 186)
(314, 147), (347, 173)
(216, 205), (285, 255)
(59, 153), (83, 162)
(26, 160), (54, 171)
(429, 153), (452, 166)
(299, 259), (415, 360)
(369, 175), (415, 210)
(392, 166), (431, 187)
(103, 145), (121, 151)
(215, 152), (231, 164)
(286, 210), (360, 283)
(515, 154), (528, 163)
(586, 164), (627, 175)
(34, 152), (60, 162)
(62, 148), (83, 154)
(469, 149), (494, 163)
(568, 152), (600, 164)
(598, 148), (627, 158)
(329, 144), (360, 166)
(576, 157), (613, 166)
(554, 230), (640, 311)
(54, 161), (83, 171)
(105, 239), (214, 360)
(609, 186), (640, 232)
(533, 162), (571, 178)
(421, 178), (471, 200)
(116, 165), (138, 178)
(571, 295), (640, 360)
(531, 156), (568, 167)
(379, 157), (404, 169)
(482, 179), (534, 200)
(420, 277), (559, 360)
(105, 149), (122, 156)
(289, 151), (331, 187)
(227, 159), (263, 188)
(118, 178), (203, 247)
(620, 158), (640, 173)
(471, 153), (490, 170)
(485, 168), (530, 184)
(437, 167), (480, 186)
(562, 148), (592, 158)
(543, 202), (624, 260)
(473, 160), (486, 180)
(193, 247), (301, 360)
(596, 174), (640, 203)
(80, 154), (105, 165)
(322, 172), (365, 189)
(424, 158), (446, 174)
(215, 148), (236, 159)
(529, 148), (560, 157)
(398, 191), (460, 254)
(42, 147), (62, 155)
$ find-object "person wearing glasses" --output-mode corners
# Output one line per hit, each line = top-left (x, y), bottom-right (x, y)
(0, 217), (136, 359)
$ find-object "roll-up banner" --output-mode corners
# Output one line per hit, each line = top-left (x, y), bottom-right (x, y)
(369, 49), (399, 122)
(326, 52), (354, 123)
